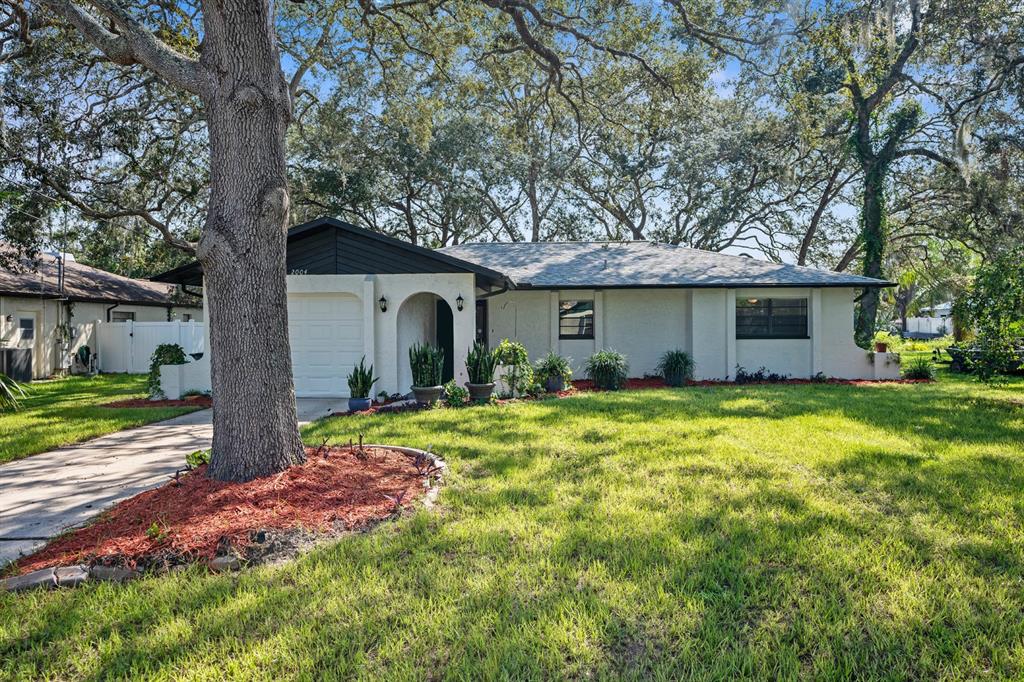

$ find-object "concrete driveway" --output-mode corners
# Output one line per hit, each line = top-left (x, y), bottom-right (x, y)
(0, 399), (348, 564)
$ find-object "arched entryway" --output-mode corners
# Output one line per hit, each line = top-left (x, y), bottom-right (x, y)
(396, 292), (455, 392)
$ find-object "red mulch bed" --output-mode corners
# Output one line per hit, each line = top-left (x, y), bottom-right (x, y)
(15, 446), (425, 574)
(567, 377), (929, 393)
(103, 395), (213, 409)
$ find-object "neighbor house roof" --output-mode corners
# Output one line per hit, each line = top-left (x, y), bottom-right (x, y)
(439, 241), (893, 289)
(0, 251), (196, 306)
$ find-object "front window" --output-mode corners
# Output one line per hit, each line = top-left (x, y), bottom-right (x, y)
(559, 300), (594, 339)
(111, 311), (136, 323)
(18, 317), (34, 340)
(736, 297), (808, 339)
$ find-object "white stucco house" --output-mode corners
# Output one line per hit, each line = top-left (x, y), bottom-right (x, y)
(0, 250), (203, 380)
(155, 217), (900, 399)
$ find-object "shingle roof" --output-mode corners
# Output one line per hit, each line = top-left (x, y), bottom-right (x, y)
(439, 241), (892, 289)
(0, 252), (194, 306)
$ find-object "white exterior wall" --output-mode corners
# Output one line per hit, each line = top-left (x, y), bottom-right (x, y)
(603, 289), (689, 376)
(0, 295), (202, 379)
(161, 273), (477, 399)
(161, 280), (897, 399)
(484, 286), (898, 382)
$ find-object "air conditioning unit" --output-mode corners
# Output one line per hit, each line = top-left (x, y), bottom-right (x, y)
(1, 348), (32, 382)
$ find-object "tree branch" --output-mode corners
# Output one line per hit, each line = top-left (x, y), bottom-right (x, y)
(38, 0), (210, 95)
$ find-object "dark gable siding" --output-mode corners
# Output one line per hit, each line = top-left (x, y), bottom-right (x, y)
(286, 227), (337, 274)
(286, 226), (467, 275)
(334, 231), (467, 274)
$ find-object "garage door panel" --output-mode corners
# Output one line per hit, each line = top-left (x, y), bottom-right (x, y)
(288, 293), (364, 397)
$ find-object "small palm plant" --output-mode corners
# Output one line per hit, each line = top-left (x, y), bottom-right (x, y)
(534, 352), (573, 392)
(0, 372), (27, 412)
(347, 356), (379, 399)
(585, 349), (629, 390)
(656, 349), (695, 387)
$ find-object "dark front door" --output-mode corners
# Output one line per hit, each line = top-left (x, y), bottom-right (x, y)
(435, 299), (455, 383)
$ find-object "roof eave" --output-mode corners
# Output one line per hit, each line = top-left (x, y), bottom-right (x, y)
(512, 280), (895, 290)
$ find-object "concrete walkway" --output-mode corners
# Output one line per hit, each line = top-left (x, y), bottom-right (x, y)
(0, 399), (348, 564)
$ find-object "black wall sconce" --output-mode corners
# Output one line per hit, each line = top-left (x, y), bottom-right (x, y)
(3, 314), (11, 323)
(456, 294), (465, 312)
(378, 295), (388, 313)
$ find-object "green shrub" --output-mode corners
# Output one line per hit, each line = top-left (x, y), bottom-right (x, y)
(347, 356), (379, 398)
(902, 355), (936, 380)
(493, 338), (533, 397)
(409, 342), (444, 387)
(443, 379), (469, 407)
(656, 349), (694, 386)
(534, 352), (573, 389)
(585, 349), (629, 390)
(465, 342), (497, 384)
(0, 372), (27, 412)
(148, 344), (187, 398)
(186, 449), (211, 469)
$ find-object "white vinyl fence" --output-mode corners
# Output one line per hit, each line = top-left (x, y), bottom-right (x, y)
(96, 320), (205, 373)
(902, 317), (951, 337)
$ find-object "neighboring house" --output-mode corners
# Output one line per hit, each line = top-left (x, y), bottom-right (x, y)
(155, 217), (899, 400)
(0, 251), (203, 379)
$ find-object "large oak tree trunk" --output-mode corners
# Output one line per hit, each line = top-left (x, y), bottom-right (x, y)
(854, 163), (886, 349)
(198, 0), (304, 481)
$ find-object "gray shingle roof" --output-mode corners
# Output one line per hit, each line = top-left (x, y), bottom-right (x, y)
(439, 241), (892, 289)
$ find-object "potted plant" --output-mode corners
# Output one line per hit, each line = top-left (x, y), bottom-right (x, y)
(656, 349), (694, 387)
(534, 351), (573, 392)
(493, 338), (533, 398)
(346, 356), (378, 412)
(409, 342), (444, 405)
(465, 341), (497, 402)
(584, 349), (629, 390)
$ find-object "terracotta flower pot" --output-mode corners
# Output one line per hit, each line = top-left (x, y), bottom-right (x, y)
(411, 385), (442, 406)
(874, 342), (888, 353)
(466, 382), (495, 403)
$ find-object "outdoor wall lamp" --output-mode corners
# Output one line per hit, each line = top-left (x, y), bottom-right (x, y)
(456, 294), (465, 312)
(3, 314), (10, 322)
(378, 295), (388, 313)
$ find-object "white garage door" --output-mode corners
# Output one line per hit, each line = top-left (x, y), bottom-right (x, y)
(288, 293), (364, 397)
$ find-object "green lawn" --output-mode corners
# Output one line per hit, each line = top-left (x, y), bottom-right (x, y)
(2, 372), (1023, 679)
(0, 375), (204, 464)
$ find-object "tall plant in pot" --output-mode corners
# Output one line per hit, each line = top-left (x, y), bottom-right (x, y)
(346, 357), (378, 412)
(409, 342), (445, 405)
(465, 342), (498, 402)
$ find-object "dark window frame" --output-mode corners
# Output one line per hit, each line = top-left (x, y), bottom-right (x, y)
(736, 297), (809, 340)
(559, 299), (595, 340)
(111, 311), (136, 323)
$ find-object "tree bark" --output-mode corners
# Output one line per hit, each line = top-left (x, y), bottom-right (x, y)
(854, 162), (886, 348)
(198, 0), (304, 481)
